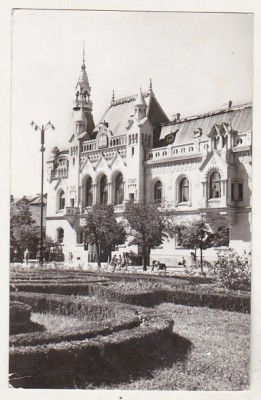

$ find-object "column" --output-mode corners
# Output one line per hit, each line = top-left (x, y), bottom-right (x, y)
(107, 181), (112, 204)
(92, 183), (97, 204)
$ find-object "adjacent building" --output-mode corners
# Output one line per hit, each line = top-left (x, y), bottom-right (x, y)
(46, 56), (252, 265)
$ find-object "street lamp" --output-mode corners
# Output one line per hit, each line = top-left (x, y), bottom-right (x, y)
(31, 121), (55, 266)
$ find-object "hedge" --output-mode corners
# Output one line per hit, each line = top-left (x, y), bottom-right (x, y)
(9, 315), (174, 389)
(12, 281), (250, 313)
(10, 291), (136, 321)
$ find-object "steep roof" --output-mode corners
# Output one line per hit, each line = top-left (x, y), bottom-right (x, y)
(94, 91), (169, 137)
(160, 103), (252, 144)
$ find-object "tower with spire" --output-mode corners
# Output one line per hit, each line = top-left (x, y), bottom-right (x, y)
(73, 46), (95, 137)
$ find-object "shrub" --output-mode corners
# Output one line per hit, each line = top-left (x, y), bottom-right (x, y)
(214, 249), (251, 291)
(9, 316), (174, 389)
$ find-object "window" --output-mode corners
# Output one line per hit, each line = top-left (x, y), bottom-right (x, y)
(85, 177), (93, 207)
(210, 171), (221, 199)
(131, 147), (135, 156)
(231, 183), (236, 201)
(175, 226), (183, 247)
(179, 177), (189, 202)
(98, 133), (108, 149)
(115, 173), (124, 205)
(57, 228), (64, 243)
(231, 182), (243, 201)
(129, 193), (135, 203)
(100, 175), (108, 204)
(238, 183), (243, 201)
(70, 198), (75, 207)
(154, 180), (162, 203)
(59, 191), (65, 209)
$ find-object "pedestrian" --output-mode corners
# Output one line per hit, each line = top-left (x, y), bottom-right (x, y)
(118, 254), (123, 269)
(24, 248), (30, 265)
(122, 252), (128, 269)
(110, 255), (118, 272)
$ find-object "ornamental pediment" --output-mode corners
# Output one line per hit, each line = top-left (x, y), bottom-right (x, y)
(200, 150), (228, 179)
(110, 151), (126, 169)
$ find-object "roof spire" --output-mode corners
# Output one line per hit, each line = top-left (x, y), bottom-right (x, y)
(83, 41), (85, 65)
(134, 87), (147, 107)
(149, 78), (153, 94)
(111, 90), (115, 105)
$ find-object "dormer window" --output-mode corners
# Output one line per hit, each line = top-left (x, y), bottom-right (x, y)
(194, 128), (202, 138)
(98, 133), (108, 149)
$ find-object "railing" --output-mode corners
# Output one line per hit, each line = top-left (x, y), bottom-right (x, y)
(64, 207), (79, 216)
(51, 168), (69, 179)
(146, 141), (209, 161)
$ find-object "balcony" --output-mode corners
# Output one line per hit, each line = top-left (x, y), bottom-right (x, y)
(114, 203), (126, 213)
(64, 207), (79, 216)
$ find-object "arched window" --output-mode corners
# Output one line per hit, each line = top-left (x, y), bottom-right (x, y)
(179, 177), (189, 202)
(85, 177), (93, 207)
(154, 180), (162, 203)
(115, 173), (124, 205)
(100, 175), (108, 204)
(210, 171), (221, 199)
(59, 191), (65, 210)
(57, 228), (64, 243)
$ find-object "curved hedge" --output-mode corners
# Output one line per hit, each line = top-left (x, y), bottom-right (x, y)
(12, 282), (250, 313)
(9, 315), (174, 389)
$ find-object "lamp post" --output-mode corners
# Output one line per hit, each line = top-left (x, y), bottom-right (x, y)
(31, 121), (55, 266)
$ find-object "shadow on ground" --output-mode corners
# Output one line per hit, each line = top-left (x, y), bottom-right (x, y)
(10, 332), (193, 389)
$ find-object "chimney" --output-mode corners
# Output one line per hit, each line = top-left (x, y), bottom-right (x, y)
(221, 100), (233, 109)
(172, 113), (181, 122)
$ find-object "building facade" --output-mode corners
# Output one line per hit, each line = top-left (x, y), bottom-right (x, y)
(46, 57), (252, 265)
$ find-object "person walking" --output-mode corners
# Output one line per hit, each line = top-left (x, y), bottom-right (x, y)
(110, 255), (118, 272)
(24, 248), (30, 265)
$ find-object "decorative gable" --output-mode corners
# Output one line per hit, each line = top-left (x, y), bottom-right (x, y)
(200, 150), (228, 180)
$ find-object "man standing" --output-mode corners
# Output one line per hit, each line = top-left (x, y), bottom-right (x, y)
(24, 248), (30, 265)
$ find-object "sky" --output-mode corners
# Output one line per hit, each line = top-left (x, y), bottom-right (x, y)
(10, 10), (253, 197)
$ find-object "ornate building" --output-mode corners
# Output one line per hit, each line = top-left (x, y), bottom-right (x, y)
(46, 55), (252, 265)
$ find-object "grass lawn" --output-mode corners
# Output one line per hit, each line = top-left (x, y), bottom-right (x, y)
(31, 313), (89, 332)
(93, 303), (250, 391)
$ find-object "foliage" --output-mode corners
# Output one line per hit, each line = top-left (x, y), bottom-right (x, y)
(214, 249), (251, 291)
(211, 226), (229, 247)
(125, 201), (176, 270)
(10, 199), (39, 261)
(177, 219), (229, 271)
(80, 204), (126, 266)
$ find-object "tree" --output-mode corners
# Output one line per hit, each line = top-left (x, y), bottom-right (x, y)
(10, 199), (39, 261)
(125, 201), (176, 271)
(215, 248), (251, 291)
(177, 219), (216, 272)
(80, 204), (126, 267)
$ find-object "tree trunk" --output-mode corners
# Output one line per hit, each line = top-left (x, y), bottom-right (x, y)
(95, 241), (101, 267)
(200, 247), (203, 272)
(142, 247), (147, 271)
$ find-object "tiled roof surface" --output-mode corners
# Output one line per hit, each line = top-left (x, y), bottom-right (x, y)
(160, 104), (252, 144)
(94, 92), (169, 137)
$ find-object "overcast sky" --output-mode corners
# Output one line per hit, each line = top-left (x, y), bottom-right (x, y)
(11, 10), (253, 197)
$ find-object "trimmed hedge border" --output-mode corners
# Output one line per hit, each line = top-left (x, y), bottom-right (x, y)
(12, 282), (250, 313)
(10, 291), (137, 322)
(9, 315), (174, 389)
